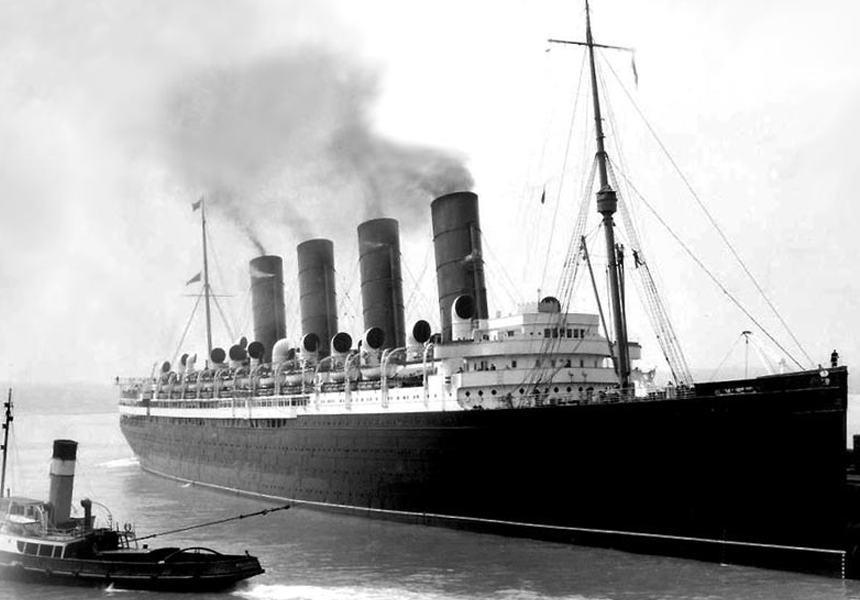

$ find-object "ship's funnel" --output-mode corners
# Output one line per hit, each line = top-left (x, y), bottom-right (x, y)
(358, 218), (405, 350)
(48, 439), (77, 526)
(250, 255), (287, 363)
(431, 191), (488, 343)
(297, 239), (338, 358)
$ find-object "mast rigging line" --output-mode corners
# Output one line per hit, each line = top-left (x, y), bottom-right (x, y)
(171, 292), (203, 367)
(134, 504), (292, 543)
(707, 333), (745, 382)
(205, 226), (240, 343)
(606, 161), (693, 385)
(482, 236), (527, 310)
(600, 56), (813, 368)
(610, 164), (805, 371)
(539, 48), (588, 294)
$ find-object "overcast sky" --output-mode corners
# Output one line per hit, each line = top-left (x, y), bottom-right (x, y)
(0, 0), (858, 385)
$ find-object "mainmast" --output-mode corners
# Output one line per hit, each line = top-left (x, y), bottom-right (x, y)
(198, 197), (214, 360)
(584, 0), (631, 389)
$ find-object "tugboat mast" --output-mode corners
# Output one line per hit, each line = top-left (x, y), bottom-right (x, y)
(1, 390), (12, 498)
(584, 0), (631, 389)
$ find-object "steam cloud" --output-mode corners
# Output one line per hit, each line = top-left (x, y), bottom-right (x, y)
(159, 48), (473, 251)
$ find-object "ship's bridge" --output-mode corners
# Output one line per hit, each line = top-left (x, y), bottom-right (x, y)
(434, 302), (641, 365)
(433, 301), (641, 399)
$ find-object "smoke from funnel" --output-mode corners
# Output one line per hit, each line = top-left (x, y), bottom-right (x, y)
(159, 48), (472, 248)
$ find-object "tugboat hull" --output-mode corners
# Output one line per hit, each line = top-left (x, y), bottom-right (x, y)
(0, 547), (264, 591)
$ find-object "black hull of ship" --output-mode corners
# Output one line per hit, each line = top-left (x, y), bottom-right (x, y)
(120, 368), (852, 577)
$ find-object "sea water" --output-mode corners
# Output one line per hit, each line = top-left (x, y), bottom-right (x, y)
(1, 386), (860, 600)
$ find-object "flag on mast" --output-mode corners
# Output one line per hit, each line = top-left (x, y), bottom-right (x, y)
(186, 272), (202, 285)
(192, 197), (203, 211)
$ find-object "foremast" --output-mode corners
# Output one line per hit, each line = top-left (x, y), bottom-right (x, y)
(196, 197), (214, 361)
(584, 0), (631, 389)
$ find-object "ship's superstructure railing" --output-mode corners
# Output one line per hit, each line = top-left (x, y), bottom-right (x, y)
(119, 364), (846, 417)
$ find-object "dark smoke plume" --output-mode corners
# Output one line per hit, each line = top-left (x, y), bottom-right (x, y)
(159, 47), (472, 248)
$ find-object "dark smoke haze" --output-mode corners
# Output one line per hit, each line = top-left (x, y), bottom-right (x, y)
(159, 48), (473, 250)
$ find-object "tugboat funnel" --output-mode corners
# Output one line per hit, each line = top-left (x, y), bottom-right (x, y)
(48, 439), (78, 527)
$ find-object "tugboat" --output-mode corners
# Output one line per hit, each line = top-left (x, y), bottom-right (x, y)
(0, 395), (266, 591)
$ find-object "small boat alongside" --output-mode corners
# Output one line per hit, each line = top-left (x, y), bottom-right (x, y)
(0, 395), (267, 591)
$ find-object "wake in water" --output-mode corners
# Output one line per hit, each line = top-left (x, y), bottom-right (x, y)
(232, 583), (605, 600)
(96, 457), (139, 469)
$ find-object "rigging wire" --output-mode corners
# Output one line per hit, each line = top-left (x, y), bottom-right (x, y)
(596, 51), (693, 385)
(612, 167), (805, 370)
(204, 226), (240, 344)
(482, 235), (529, 310)
(707, 333), (745, 382)
(539, 50), (588, 293)
(337, 238), (361, 332)
(401, 249), (435, 324)
(515, 159), (600, 397)
(601, 56), (813, 368)
(171, 292), (203, 366)
(516, 48), (580, 286)
(210, 293), (236, 343)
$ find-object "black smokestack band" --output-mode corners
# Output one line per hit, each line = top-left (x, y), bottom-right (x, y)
(431, 191), (488, 342)
(358, 218), (405, 350)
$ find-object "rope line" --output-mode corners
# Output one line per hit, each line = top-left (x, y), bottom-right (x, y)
(612, 168), (804, 370)
(134, 504), (292, 542)
(602, 57), (813, 368)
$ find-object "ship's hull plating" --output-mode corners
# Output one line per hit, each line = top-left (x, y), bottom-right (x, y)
(120, 369), (850, 577)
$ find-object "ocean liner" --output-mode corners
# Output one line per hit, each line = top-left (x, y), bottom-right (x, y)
(118, 2), (855, 578)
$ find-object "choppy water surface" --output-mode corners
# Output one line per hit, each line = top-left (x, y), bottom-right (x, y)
(2, 386), (860, 600)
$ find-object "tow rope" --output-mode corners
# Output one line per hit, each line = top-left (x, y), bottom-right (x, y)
(134, 503), (292, 542)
